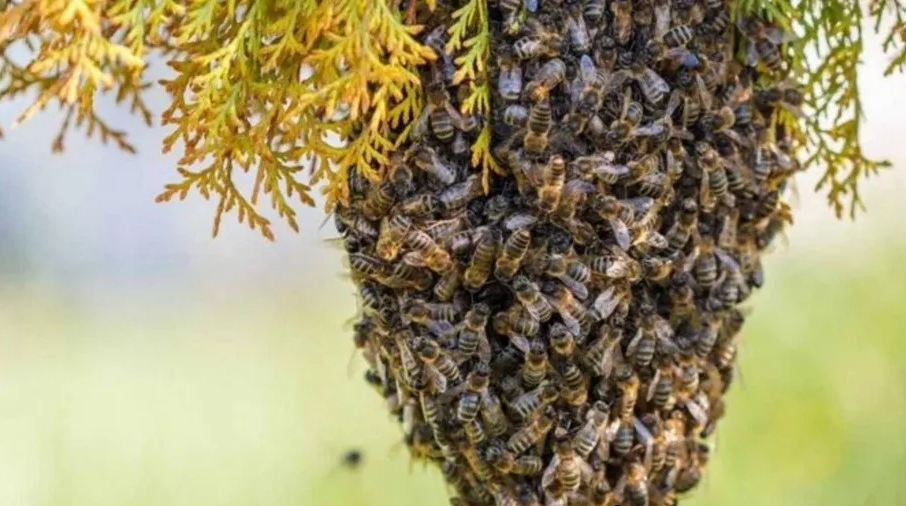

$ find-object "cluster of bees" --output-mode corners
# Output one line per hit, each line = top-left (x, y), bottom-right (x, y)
(337, 1), (800, 505)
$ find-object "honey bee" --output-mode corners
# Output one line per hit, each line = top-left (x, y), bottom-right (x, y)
(514, 21), (563, 60)
(522, 339), (550, 389)
(622, 462), (650, 506)
(398, 193), (441, 217)
(411, 82), (471, 143)
(589, 475), (616, 506)
(590, 194), (633, 251)
(619, 61), (671, 106)
(459, 441), (494, 481)
(697, 142), (732, 210)
(572, 401), (609, 458)
(495, 229), (532, 281)
(560, 359), (590, 406)
(524, 98), (552, 157)
(665, 197), (698, 253)
(414, 336), (461, 391)
(433, 267), (463, 302)
(481, 389), (510, 438)
(375, 214), (411, 261)
(513, 274), (554, 322)
(543, 255), (588, 301)
(647, 357), (676, 411)
(464, 229), (499, 290)
(610, 420), (635, 458)
(507, 410), (555, 455)
(604, 245), (643, 282)
(565, 6), (591, 53)
(537, 154), (567, 213)
(439, 174), (483, 213)
(571, 151), (630, 184)
(546, 285), (589, 337)
(403, 298), (457, 338)
(498, 48), (524, 101)
(362, 181), (398, 221)
(457, 362), (490, 422)
(610, 0), (633, 45)
(587, 282), (631, 323)
(404, 229), (453, 274)
(738, 16), (790, 73)
(410, 144), (457, 185)
(503, 104), (530, 127)
(692, 235), (720, 289)
(510, 382), (560, 419)
(348, 253), (387, 283)
(616, 365), (641, 421)
(525, 58), (567, 102)
(584, 323), (624, 377)
(457, 303), (492, 364)
(542, 437), (594, 492)
(584, 0), (607, 24)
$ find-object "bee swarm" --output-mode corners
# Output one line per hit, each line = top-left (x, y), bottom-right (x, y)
(339, 1), (800, 505)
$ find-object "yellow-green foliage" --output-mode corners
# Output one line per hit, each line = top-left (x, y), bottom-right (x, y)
(0, 0), (904, 238)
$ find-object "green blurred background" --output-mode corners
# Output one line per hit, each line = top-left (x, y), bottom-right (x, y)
(0, 26), (905, 506)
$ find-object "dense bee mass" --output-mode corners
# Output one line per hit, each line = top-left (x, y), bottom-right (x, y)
(338, 1), (799, 505)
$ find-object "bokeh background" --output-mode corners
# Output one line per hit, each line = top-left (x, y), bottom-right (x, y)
(0, 25), (904, 506)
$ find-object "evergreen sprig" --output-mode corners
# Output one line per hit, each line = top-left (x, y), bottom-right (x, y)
(0, 0), (904, 238)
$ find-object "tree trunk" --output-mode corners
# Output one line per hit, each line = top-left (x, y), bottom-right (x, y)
(340, 1), (795, 505)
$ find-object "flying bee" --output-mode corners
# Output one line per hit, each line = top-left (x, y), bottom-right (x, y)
(510, 382), (560, 419)
(498, 48), (524, 101)
(457, 362), (490, 423)
(542, 437), (594, 493)
(522, 339), (550, 389)
(495, 229), (532, 281)
(526, 58), (567, 103)
(464, 229), (499, 290)
(409, 144), (456, 184)
(513, 274), (554, 322)
(537, 154), (567, 213)
(573, 401), (609, 458)
(610, 0), (633, 45)
(571, 151), (630, 184)
(404, 229), (453, 273)
(524, 97), (552, 157)
(375, 214), (411, 261)
(507, 411), (555, 456)
(457, 303), (492, 364)
(503, 104), (530, 127)
(565, 5), (592, 53)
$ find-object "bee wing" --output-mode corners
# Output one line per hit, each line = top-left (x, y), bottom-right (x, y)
(579, 54), (597, 84)
(633, 416), (655, 471)
(625, 327), (645, 357)
(695, 75), (712, 110)
(654, 3), (671, 37)
(560, 311), (583, 337)
(745, 41), (759, 66)
(478, 333), (493, 365)
(560, 275), (589, 301)
(509, 333), (531, 354)
(596, 162), (631, 181)
(682, 397), (710, 428)
(411, 105), (432, 141)
(427, 320), (456, 337)
(720, 128), (753, 148)
(426, 364), (448, 394)
(524, 0), (539, 13)
(541, 452), (561, 489)
(646, 367), (664, 401)
(504, 212), (540, 231)
(714, 246), (742, 272)
(699, 168), (712, 208)
(605, 70), (632, 93)
(633, 122), (665, 138)
(402, 251), (429, 268)
(645, 68), (671, 94)
(666, 89), (683, 117)
(590, 286), (619, 321)
(609, 218), (632, 251)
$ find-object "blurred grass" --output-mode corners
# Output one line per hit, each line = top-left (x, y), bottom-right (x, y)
(0, 243), (903, 506)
